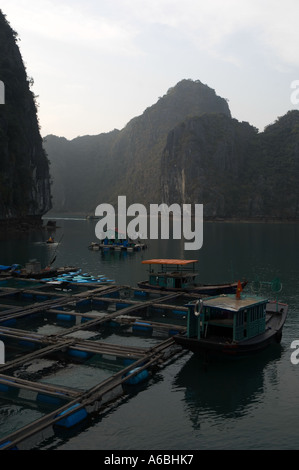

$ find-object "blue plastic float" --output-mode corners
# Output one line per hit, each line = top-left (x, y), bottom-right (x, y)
(55, 403), (88, 428)
(124, 367), (149, 385)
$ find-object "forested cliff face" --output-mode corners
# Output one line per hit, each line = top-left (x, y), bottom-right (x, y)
(0, 11), (52, 224)
(161, 114), (259, 217)
(45, 79), (230, 213)
(1, 11), (296, 222)
(44, 76), (299, 221)
(161, 111), (299, 220)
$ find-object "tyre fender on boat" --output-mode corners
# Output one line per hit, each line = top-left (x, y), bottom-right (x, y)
(194, 299), (203, 316)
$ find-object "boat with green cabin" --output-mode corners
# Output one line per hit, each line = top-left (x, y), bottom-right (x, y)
(138, 259), (247, 295)
(173, 293), (288, 357)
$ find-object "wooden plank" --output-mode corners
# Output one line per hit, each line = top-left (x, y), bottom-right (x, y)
(0, 374), (80, 399)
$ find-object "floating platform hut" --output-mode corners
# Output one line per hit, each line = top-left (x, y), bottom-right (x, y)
(89, 241), (147, 252)
(0, 275), (194, 450)
(89, 228), (147, 252)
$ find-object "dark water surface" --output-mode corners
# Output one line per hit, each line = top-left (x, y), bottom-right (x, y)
(0, 217), (299, 450)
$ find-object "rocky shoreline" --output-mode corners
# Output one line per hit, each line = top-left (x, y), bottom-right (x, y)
(0, 216), (45, 232)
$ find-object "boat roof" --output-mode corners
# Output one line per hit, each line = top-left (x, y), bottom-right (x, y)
(203, 295), (268, 312)
(142, 259), (198, 266)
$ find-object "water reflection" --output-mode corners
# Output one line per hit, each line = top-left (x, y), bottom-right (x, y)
(174, 346), (283, 428)
(1, 218), (299, 449)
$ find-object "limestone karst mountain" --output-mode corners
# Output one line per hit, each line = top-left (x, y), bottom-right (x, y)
(45, 77), (299, 221)
(44, 79), (231, 214)
(0, 10), (52, 226)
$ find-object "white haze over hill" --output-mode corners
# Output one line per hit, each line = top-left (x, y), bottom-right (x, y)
(1, 0), (299, 139)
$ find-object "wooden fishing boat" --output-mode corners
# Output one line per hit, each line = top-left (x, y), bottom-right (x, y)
(173, 293), (288, 357)
(137, 259), (247, 295)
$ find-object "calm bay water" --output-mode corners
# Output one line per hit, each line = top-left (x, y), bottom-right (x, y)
(1, 217), (299, 450)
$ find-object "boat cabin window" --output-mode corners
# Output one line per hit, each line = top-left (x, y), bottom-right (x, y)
(202, 306), (234, 341)
(208, 307), (234, 322)
(246, 304), (266, 338)
(187, 297), (268, 342)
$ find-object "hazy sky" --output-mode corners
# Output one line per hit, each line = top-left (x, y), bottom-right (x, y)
(1, 0), (299, 139)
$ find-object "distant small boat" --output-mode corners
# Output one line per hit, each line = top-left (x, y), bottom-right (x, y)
(46, 236), (55, 244)
(89, 242), (100, 251)
(173, 293), (288, 357)
(137, 259), (248, 295)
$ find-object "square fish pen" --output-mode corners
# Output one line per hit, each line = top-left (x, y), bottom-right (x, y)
(0, 280), (189, 450)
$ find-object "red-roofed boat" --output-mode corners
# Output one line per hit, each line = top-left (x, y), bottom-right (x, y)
(137, 259), (247, 295)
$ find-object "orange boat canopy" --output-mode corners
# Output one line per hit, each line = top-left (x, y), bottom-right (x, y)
(142, 259), (198, 265)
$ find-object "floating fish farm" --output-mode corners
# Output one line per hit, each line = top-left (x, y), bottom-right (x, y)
(0, 274), (195, 450)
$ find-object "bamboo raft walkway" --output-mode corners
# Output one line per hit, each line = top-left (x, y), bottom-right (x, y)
(0, 278), (191, 450)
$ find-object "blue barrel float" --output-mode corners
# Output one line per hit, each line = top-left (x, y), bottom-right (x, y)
(67, 348), (94, 360)
(19, 339), (37, 349)
(124, 367), (149, 385)
(116, 302), (131, 310)
(56, 313), (74, 322)
(0, 318), (17, 327)
(55, 403), (88, 428)
(172, 309), (187, 316)
(168, 329), (180, 336)
(0, 441), (18, 450)
(132, 321), (153, 334)
(36, 295), (49, 301)
(37, 393), (65, 406)
(0, 379), (18, 396)
(76, 299), (92, 310)
(134, 290), (148, 298)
